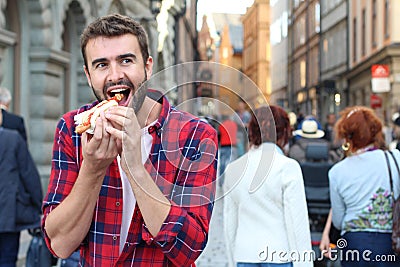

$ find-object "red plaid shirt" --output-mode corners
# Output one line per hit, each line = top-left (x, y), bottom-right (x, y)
(42, 94), (218, 266)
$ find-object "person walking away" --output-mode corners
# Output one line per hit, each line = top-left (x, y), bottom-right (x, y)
(329, 106), (400, 267)
(323, 113), (342, 162)
(218, 116), (238, 184)
(0, 109), (42, 267)
(232, 99), (251, 157)
(42, 14), (218, 266)
(323, 113), (336, 143)
(390, 112), (400, 150)
(223, 105), (312, 267)
(289, 119), (330, 163)
(0, 87), (27, 142)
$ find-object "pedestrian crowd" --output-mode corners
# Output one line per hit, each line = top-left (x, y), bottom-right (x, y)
(215, 102), (400, 267)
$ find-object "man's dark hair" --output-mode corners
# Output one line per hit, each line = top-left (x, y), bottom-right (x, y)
(80, 13), (150, 69)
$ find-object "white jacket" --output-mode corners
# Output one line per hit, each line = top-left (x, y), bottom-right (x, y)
(223, 143), (313, 267)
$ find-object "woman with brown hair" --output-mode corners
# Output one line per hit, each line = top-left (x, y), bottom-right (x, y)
(329, 106), (400, 266)
(223, 105), (312, 267)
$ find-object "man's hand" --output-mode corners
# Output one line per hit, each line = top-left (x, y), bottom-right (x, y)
(81, 112), (121, 174)
(104, 106), (142, 170)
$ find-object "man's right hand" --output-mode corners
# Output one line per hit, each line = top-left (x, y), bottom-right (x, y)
(81, 113), (120, 174)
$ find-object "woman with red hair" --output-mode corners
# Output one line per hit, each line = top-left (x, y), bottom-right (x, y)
(329, 106), (400, 266)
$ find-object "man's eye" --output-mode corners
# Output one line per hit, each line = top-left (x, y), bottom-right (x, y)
(121, 58), (132, 64)
(96, 63), (107, 69)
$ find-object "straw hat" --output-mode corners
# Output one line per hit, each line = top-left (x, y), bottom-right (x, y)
(294, 119), (325, 138)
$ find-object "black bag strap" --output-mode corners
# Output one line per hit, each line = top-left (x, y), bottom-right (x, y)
(384, 151), (395, 202)
(388, 150), (400, 201)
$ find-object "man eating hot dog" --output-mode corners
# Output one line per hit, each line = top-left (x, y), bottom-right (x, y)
(42, 14), (218, 267)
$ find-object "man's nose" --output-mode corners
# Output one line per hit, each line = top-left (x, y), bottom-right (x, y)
(108, 63), (124, 82)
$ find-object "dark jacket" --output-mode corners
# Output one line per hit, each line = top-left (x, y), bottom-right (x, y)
(1, 108), (27, 142)
(289, 138), (330, 163)
(0, 127), (42, 232)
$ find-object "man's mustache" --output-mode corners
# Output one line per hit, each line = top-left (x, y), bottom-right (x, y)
(103, 79), (135, 94)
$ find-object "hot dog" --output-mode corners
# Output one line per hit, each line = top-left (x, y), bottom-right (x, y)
(74, 94), (123, 134)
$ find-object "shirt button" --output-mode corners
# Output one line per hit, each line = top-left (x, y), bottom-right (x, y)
(113, 235), (118, 241)
(115, 202), (120, 207)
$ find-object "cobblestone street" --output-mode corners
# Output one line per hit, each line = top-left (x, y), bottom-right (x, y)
(17, 230), (30, 267)
(196, 186), (230, 267)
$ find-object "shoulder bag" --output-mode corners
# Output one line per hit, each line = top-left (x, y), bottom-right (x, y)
(384, 150), (400, 255)
(26, 228), (56, 267)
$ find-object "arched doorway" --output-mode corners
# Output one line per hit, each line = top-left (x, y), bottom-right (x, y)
(2, 1), (19, 112)
(62, 0), (88, 112)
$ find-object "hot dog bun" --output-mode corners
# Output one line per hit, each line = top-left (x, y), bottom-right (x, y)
(74, 94), (122, 134)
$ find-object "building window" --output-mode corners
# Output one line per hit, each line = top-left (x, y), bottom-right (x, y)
(362, 8), (366, 56)
(300, 60), (306, 88)
(372, 0), (377, 47)
(323, 38), (328, 52)
(270, 19), (281, 45)
(315, 2), (320, 33)
(282, 11), (288, 38)
(384, 0), (390, 38)
(299, 16), (306, 45)
(353, 17), (357, 62)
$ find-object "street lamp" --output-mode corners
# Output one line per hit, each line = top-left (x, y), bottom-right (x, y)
(150, 0), (162, 15)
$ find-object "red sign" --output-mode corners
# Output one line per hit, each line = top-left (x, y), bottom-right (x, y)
(370, 94), (382, 109)
(371, 64), (391, 93)
(371, 64), (390, 78)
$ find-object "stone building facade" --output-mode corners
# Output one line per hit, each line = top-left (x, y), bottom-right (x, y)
(1, 0), (196, 191)
(242, 0), (270, 102)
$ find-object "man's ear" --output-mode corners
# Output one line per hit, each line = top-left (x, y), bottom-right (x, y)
(83, 65), (92, 88)
(145, 56), (153, 79)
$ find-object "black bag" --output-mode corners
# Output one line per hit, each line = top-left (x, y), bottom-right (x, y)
(384, 151), (400, 255)
(26, 228), (56, 267)
(328, 222), (341, 244)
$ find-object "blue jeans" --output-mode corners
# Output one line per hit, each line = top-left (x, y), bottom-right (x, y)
(218, 145), (237, 185)
(340, 231), (400, 267)
(0, 232), (20, 267)
(237, 262), (293, 267)
(60, 251), (80, 267)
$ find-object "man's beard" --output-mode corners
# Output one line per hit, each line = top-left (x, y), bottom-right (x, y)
(91, 72), (147, 114)
(131, 77), (147, 114)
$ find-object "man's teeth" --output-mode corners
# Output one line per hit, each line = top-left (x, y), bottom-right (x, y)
(110, 88), (125, 93)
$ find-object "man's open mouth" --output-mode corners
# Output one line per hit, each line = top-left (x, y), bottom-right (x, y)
(108, 88), (132, 106)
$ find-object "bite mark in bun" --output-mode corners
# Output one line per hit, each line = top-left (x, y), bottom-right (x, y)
(74, 94), (123, 134)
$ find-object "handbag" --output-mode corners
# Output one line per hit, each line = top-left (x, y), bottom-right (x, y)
(26, 228), (56, 267)
(328, 222), (341, 244)
(384, 151), (400, 255)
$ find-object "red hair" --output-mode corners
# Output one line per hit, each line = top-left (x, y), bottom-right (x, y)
(248, 105), (291, 149)
(335, 106), (386, 155)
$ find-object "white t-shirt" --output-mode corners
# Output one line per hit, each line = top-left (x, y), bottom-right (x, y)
(117, 121), (156, 252)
